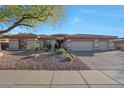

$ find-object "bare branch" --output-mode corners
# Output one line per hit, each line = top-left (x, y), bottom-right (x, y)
(0, 16), (28, 34)
(18, 24), (34, 27)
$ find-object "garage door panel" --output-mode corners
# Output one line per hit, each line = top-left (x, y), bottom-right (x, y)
(71, 41), (93, 51)
(99, 41), (108, 50)
(9, 40), (19, 49)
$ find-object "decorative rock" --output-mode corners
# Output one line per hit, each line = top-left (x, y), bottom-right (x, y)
(0, 51), (91, 70)
(57, 54), (67, 62)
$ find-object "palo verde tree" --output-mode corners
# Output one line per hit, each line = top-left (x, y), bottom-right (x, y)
(0, 5), (66, 34)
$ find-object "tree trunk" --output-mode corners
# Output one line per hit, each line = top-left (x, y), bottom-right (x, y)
(0, 24), (18, 34)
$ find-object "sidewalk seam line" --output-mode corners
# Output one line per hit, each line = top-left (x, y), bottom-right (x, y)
(78, 70), (90, 88)
(100, 70), (122, 84)
(50, 71), (54, 88)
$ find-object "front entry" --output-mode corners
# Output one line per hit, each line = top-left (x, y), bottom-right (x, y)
(19, 39), (28, 50)
(55, 39), (64, 49)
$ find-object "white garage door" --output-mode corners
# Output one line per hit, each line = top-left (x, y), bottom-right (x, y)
(9, 40), (19, 49)
(71, 41), (94, 51)
(99, 41), (108, 50)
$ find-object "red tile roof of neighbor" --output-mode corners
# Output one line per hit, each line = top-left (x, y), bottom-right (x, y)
(8, 33), (118, 39)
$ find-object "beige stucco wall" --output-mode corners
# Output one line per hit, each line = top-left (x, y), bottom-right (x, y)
(0, 43), (1, 51)
(39, 40), (44, 48)
(108, 41), (114, 49)
(0, 52), (3, 57)
(27, 39), (38, 50)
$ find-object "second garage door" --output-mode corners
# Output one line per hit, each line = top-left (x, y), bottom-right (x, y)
(99, 41), (108, 50)
(71, 41), (94, 51)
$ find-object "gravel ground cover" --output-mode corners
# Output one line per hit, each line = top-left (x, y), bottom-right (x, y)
(0, 51), (91, 70)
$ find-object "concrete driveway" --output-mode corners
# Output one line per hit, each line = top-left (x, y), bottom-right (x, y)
(75, 50), (124, 88)
(77, 50), (124, 70)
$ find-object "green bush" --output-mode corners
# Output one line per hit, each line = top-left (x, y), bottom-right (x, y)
(66, 56), (73, 62)
(46, 44), (52, 50)
(55, 48), (66, 55)
(65, 53), (73, 62)
(44, 47), (49, 52)
(35, 44), (40, 51)
(25, 48), (31, 52)
(63, 52), (76, 62)
(70, 54), (76, 59)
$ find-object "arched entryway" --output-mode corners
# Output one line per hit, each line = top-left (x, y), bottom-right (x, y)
(55, 39), (64, 49)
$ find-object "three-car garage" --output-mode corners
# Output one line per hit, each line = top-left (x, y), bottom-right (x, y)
(69, 40), (110, 51)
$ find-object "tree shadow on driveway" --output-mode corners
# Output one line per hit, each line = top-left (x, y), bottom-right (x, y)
(70, 51), (94, 56)
(70, 50), (115, 57)
(9, 51), (42, 56)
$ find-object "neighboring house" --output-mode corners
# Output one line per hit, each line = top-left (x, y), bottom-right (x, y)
(113, 38), (124, 50)
(0, 38), (9, 50)
(7, 34), (38, 50)
(7, 33), (117, 51)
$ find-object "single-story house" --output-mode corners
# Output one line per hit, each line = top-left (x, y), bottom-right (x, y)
(7, 33), (118, 51)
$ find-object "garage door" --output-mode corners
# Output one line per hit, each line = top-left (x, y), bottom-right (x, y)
(9, 40), (19, 49)
(99, 41), (108, 50)
(71, 41), (94, 51)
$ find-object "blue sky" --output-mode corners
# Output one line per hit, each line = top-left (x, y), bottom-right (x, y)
(9, 5), (124, 37)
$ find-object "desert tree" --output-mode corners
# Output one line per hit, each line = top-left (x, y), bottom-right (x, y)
(0, 5), (66, 34)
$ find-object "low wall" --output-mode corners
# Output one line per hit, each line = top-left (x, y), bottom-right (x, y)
(0, 52), (3, 57)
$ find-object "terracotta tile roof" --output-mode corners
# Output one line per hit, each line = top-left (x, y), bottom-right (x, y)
(0, 38), (9, 43)
(38, 35), (55, 39)
(7, 33), (118, 39)
(8, 34), (37, 38)
(51, 34), (69, 37)
(66, 34), (118, 39)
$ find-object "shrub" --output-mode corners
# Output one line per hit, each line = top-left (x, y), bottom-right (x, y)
(55, 49), (76, 62)
(70, 54), (76, 59)
(65, 53), (73, 62)
(35, 44), (40, 51)
(25, 48), (31, 52)
(44, 47), (49, 52)
(55, 48), (66, 55)
(46, 44), (52, 50)
(66, 56), (73, 62)
(63, 52), (73, 62)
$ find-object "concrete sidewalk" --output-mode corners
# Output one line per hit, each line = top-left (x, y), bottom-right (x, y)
(0, 70), (124, 88)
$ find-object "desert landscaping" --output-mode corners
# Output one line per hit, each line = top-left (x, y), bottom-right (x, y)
(0, 50), (90, 70)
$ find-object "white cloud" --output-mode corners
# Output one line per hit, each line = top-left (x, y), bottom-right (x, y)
(98, 12), (124, 18)
(81, 9), (124, 18)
